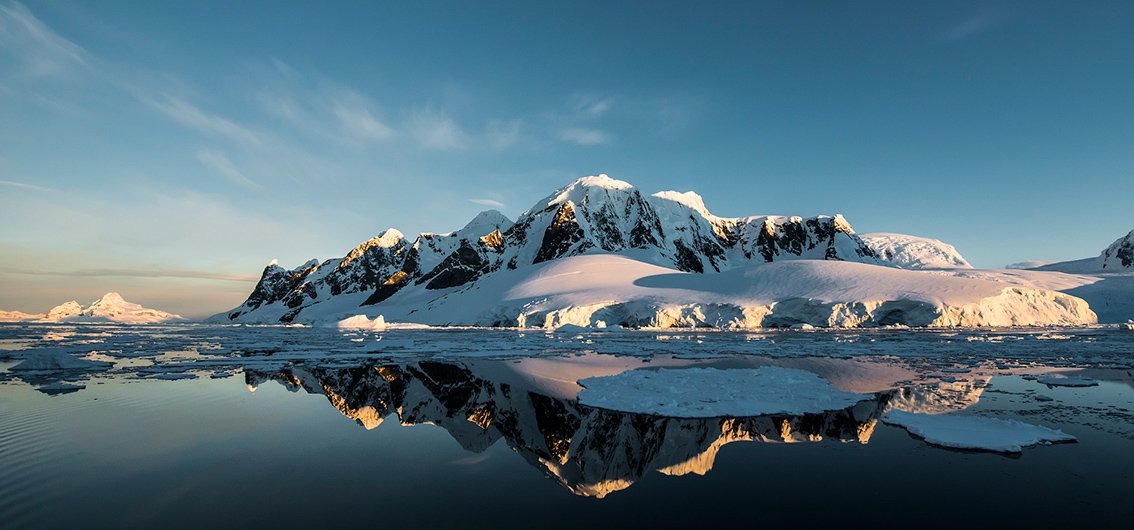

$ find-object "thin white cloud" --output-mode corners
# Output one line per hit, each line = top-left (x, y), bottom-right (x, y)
(484, 119), (523, 150)
(469, 198), (505, 209)
(557, 127), (609, 146)
(257, 81), (395, 147)
(943, 13), (1002, 41)
(410, 107), (467, 149)
(146, 95), (261, 145)
(195, 149), (262, 190)
(0, 179), (52, 192)
(333, 98), (395, 142)
(0, 1), (87, 77)
(0, 266), (257, 282)
(575, 96), (613, 118)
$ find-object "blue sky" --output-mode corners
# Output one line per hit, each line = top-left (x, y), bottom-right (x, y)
(2, 0), (1133, 317)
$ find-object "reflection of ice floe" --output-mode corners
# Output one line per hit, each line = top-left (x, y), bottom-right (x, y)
(577, 367), (871, 417)
(883, 410), (1075, 453)
(888, 378), (990, 414)
(247, 361), (891, 498)
(35, 381), (85, 395)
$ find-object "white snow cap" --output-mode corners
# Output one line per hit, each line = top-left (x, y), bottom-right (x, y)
(545, 174), (635, 208)
(373, 228), (405, 248)
(461, 210), (512, 233)
(652, 190), (710, 217)
(95, 292), (126, 304)
(267, 258), (280, 267)
(861, 233), (972, 269)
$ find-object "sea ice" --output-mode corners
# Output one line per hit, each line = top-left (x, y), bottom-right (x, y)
(882, 410), (1076, 453)
(10, 349), (113, 371)
(335, 315), (387, 331)
(1036, 375), (1099, 387)
(577, 366), (870, 417)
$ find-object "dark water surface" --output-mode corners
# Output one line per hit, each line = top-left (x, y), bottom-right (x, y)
(1, 324), (1133, 528)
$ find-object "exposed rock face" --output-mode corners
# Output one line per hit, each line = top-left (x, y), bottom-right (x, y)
(222, 175), (881, 323)
(248, 361), (891, 498)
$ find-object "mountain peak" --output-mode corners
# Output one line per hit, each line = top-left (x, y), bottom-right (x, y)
(539, 174), (637, 211)
(652, 190), (710, 217)
(462, 210), (512, 233)
(373, 228), (405, 248)
(574, 174), (632, 190)
(94, 292), (126, 304)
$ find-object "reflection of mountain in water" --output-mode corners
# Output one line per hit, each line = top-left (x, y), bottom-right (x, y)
(248, 361), (892, 497)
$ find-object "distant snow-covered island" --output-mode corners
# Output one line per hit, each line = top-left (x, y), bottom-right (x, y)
(204, 175), (1133, 330)
(0, 292), (183, 324)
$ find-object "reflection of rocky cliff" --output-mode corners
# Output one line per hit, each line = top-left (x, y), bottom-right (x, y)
(248, 361), (892, 498)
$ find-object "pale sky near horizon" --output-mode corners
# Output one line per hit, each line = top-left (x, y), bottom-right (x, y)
(2, 0), (1133, 318)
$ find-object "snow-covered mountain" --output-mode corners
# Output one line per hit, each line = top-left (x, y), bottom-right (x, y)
(221, 175), (887, 325)
(0, 293), (184, 324)
(1034, 229), (1134, 273)
(861, 233), (972, 269)
(0, 310), (45, 322)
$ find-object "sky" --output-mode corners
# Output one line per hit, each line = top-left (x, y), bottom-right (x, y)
(2, 0), (1132, 318)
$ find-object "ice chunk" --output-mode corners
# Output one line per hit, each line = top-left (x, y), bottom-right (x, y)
(1036, 375), (1098, 387)
(335, 315), (387, 331)
(10, 349), (113, 371)
(883, 410), (1075, 453)
(577, 367), (869, 417)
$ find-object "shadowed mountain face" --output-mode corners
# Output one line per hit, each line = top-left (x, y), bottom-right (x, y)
(248, 361), (891, 498)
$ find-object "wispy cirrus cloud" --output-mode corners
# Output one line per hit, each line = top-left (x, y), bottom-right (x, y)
(483, 119), (524, 150)
(573, 95), (613, 118)
(0, 1), (87, 77)
(195, 149), (262, 190)
(145, 95), (262, 145)
(410, 106), (468, 150)
(331, 90), (395, 142)
(469, 198), (505, 209)
(557, 127), (609, 146)
(0, 266), (257, 282)
(942, 13), (1004, 41)
(0, 179), (53, 192)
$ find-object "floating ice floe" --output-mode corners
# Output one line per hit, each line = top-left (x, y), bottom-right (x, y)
(335, 315), (387, 331)
(882, 410), (1076, 453)
(10, 349), (113, 372)
(577, 366), (869, 417)
(1036, 375), (1099, 387)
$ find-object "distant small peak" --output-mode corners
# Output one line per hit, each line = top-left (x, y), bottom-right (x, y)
(99, 292), (125, 302)
(462, 210), (513, 232)
(267, 258), (280, 267)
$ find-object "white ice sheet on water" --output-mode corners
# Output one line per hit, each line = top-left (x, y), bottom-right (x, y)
(882, 410), (1075, 453)
(576, 366), (869, 417)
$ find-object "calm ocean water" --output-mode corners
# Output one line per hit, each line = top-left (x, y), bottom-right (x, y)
(2, 324), (1132, 528)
